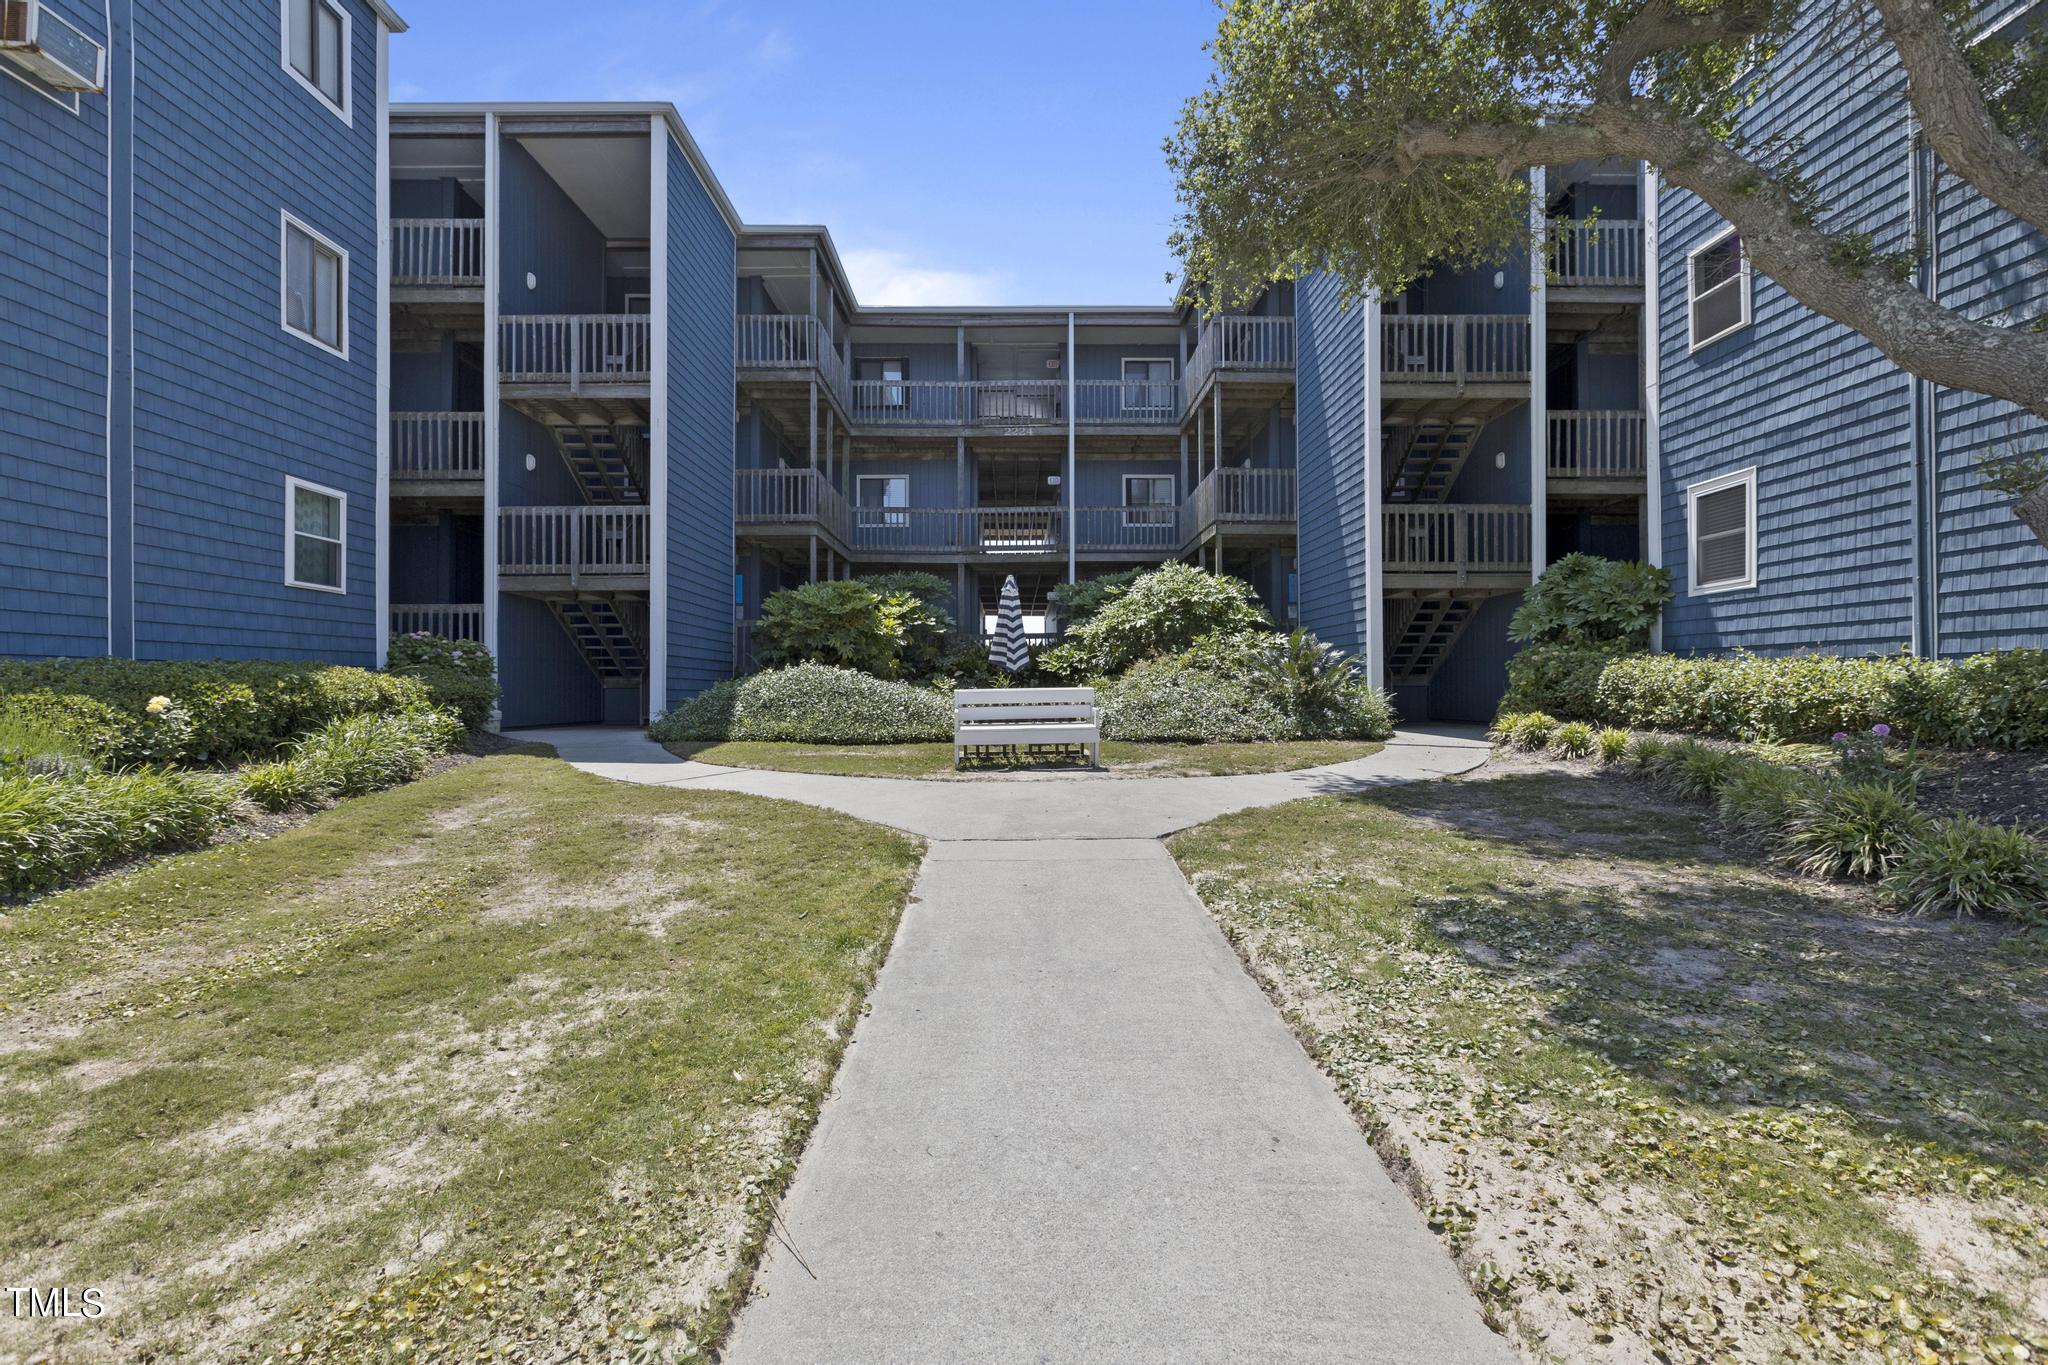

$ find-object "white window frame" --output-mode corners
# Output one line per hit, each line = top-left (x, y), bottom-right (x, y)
(1686, 225), (1752, 351)
(1122, 473), (1176, 527)
(0, 0), (89, 114)
(1120, 356), (1175, 413)
(857, 473), (909, 528)
(279, 210), (349, 360)
(279, 0), (350, 124)
(857, 357), (907, 407)
(284, 476), (348, 594)
(1684, 465), (1758, 595)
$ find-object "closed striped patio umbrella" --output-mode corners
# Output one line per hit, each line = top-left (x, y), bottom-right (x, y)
(989, 575), (1031, 675)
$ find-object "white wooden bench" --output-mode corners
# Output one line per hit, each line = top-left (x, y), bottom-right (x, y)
(953, 687), (1100, 770)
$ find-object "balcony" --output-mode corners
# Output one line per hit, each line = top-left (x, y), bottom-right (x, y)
(1383, 504), (1531, 587)
(735, 468), (853, 549)
(1547, 410), (1647, 494)
(1382, 315), (1532, 386)
(1181, 467), (1297, 548)
(845, 380), (1181, 431)
(390, 604), (483, 642)
(500, 315), (651, 390)
(736, 313), (851, 409)
(498, 505), (650, 589)
(1550, 219), (1644, 289)
(823, 504), (1187, 559)
(1182, 316), (1297, 410)
(392, 219), (484, 289)
(391, 412), (484, 498)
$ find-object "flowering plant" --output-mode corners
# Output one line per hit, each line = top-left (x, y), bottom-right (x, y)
(135, 695), (194, 764)
(1830, 722), (1916, 788)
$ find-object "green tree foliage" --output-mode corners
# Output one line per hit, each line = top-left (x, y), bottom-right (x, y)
(755, 581), (951, 680)
(1510, 554), (1673, 647)
(1039, 564), (1272, 678)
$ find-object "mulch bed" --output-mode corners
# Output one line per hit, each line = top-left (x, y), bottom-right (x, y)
(1915, 747), (2048, 833)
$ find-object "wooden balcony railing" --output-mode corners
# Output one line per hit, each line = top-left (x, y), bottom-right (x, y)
(1074, 505), (1181, 552)
(498, 505), (650, 577)
(1182, 315), (1297, 407)
(1074, 379), (1179, 425)
(392, 219), (484, 287)
(1551, 219), (1644, 288)
(1547, 410), (1647, 480)
(390, 604), (484, 642)
(736, 313), (851, 407)
(1381, 314), (1532, 384)
(391, 412), (485, 479)
(500, 315), (651, 387)
(734, 468), (852, 544)
(1383, 504), (1532, 576)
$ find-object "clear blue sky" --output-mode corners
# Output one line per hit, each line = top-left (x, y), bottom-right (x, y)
(392, 1), (1221, 307)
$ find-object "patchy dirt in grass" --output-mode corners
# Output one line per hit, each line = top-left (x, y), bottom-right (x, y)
(1173, 758), (2048, 1364)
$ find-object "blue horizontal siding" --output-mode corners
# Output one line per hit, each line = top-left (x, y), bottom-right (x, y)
(1295, 273), (1368, 654)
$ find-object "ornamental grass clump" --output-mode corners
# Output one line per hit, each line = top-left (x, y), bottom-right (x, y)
(289, 709), (464, 799)
(1656, 741), (1748, 801)
(0, 767), (236, 898)
(1779, 782), (1926, 880)
(1593, 727), (1632, 764)
(1548, 721), (1595, 759)
(1883, 817), (2048, 924)
(1505, 712), (1558, 751)
(1714, 761), (1817, 839)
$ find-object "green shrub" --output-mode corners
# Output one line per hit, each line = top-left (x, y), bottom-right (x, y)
(1626, 734), (1671, 768)
(754, 581), (949, 679)
(853, 572), (957, 675)
(1173, 629), (1394, 740)
(0, 658), (430, 764)
(1100, 659), (1295, 742)
(387, 634), (499, 730)
(1509, 554), (1672, 648)
(0, 767), (235, 899)
(1883, 817), (2048, 924)
(1506, 712), (1558, 751)
(1039, 565), (1271, 679)
(238, 760), (332, 814)
(1779, 782), (1926, 880)
(1594, 728), (1631, 764)
(289, 709), (462, 798)
(1549, 721), (1595, 759)
(405, 667), (498, 731)
(1501, 640), (1630, 720)
(1714, 761), (1816, 837)
(1654, 741), (1747, 801)
(650, 665), (952, 744)
(1892, 648), (2048, 750)
(1048, 568), (1145, 631)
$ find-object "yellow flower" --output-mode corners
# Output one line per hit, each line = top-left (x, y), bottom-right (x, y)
(146, 695), (171, 715)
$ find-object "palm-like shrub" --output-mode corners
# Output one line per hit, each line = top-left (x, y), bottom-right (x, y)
(1883, 817), (2048, 923)
(755, 581), (952, 680)
(1048, 568), (1145, 630)
(1779, 782), (1926, 880)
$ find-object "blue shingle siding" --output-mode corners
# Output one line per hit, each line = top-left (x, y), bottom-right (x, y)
(1656, 1), (2048, 657)
(0, 1), (110, 659)
(1294, 273), (1368, 654)
(497, 138), (606, 314)
(124, 0), (383, 663)
(664, 135), (738, 705)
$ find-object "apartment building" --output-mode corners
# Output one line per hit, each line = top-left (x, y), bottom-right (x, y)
(0, 0), (405, 662)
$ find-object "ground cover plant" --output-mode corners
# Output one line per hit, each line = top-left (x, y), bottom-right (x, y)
(0, 755), (921, 1361)
(660, 738), (1386, 779)
(651, 664), (953, 745)
(1170, 770), (2048, 1363)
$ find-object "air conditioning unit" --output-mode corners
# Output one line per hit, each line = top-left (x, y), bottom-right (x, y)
(0, 0), (105, 93)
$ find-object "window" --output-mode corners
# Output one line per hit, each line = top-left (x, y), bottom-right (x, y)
(623, 293), (652, 316)
(1687, 227), (1751, 349)
(281, 0), (348, 119)
(857, 474), (909, 528)
(1121, 358), (1174, 415)
(281, 213), (347, 357)
(285, 477), (346, 592)
(1686, 467), (1757, 594)
(1123, 474), (1175, 527)
(857, 357), (906, 407)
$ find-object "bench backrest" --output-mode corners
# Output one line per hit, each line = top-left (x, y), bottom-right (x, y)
(954, 686), (1096, 725)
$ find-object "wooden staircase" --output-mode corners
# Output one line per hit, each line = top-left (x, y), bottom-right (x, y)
(1384, 420), (1482, 503)
(547, 597), (648, 683)
(550, 424), (648, 506)
(1386, 595), (1480, 686)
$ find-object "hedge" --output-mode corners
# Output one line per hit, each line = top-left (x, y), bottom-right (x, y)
(650, 665), (952, 745)
(1100, 662), (1296, 742)
(0, 658), (434, 765)
(0, 767), (237, 898)
(1503, 646), (2048, 749)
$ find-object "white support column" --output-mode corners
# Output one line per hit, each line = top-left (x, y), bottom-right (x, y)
(1529, 164), (1549, 582)
(647, 116), (671, 713)
(372, 19), (391, 667)
(1065, 310), (1077, 584)
(1641, 161), (1664, 653)
(807, 379), (818, 469)
(1212, 382), (1222, 476)
(1179, 432), (1189, 497)
(1364, 297), (1386, 691)
(482, 113), (501, 678)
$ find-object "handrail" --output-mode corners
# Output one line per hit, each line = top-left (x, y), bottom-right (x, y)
(1547, 410), (1647, 479)
(1380, 315), (1531, 384)
(735, 314), (851, 410)
(497, 505), (651, 577)
(392, 218), (483, 287)
(499, 315), (652, 387)
(1182, 315), (1297, 409)
(1182, 467), (1297, 542)
(1551, 219), (1644, 287)
(390, 604), (484, 641)
(734, 468), (852, 545)
(391, 412), (485, 477)
(1382, 504), (1532, 574)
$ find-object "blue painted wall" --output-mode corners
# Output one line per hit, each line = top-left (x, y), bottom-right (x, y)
(497, 138), (607, 315)
(1294, 273), (1369, 654)
(664, 134), (739, 705)
(0, 0), (110, 659)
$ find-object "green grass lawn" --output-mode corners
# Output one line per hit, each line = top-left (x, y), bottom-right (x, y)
(0, 755), (921, 1362)
(1170, 769), (2048, 1364)
(664, 738), (1386, 778)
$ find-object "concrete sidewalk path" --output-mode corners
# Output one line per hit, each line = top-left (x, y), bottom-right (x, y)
(513, 726), (1512, 1363)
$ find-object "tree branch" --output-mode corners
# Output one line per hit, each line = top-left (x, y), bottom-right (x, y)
(1392, 123), (1612, 180)
(1597, 0), (1782, 100)
(1870, 0), (2048, 235)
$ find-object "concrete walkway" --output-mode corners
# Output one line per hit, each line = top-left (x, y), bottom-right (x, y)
(513, 726), (1511, 1363)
